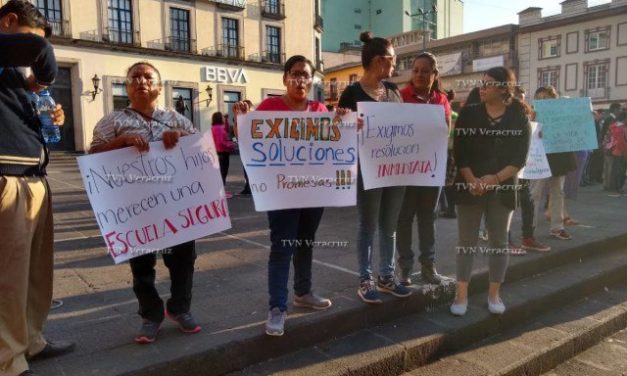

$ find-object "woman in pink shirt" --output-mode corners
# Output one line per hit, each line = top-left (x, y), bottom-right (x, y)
(211, 111), (235, 198)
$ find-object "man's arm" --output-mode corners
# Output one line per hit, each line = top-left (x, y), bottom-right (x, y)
(0, 32), (57, 85)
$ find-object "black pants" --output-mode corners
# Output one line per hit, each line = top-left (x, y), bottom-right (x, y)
(397, 186), (440, 270)
(519, 179), (535, 239)
(609, 156), (626, 192)
(129, 241), (196, 323)
(218, 152), (230, 184)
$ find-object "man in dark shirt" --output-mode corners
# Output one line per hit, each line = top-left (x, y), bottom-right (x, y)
(0, 2), (74, 375)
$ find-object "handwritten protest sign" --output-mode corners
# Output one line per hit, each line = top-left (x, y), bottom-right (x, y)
(533, 97), (598, 153)
(77, 131), (231, 264)
(237, 111), (358, 211)
(518, 122), (552, 180)
(357, 102), (448, 190)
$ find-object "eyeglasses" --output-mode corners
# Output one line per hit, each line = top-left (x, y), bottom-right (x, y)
(127, 75), (161, 86)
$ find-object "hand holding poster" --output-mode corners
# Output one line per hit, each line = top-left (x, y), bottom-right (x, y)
(237, 111), (358, 211)
(357, 102), (448, 190)
(78, 131), (232, 264)
(518, 122), (552, 180)
(533, 97), (598, 153)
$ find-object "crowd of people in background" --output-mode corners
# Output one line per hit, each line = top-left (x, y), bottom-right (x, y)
(2, 0), (627, 374)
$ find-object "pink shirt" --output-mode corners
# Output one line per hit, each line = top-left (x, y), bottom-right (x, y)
(256, 97), (328, 112)
(211, 124), (234, 153)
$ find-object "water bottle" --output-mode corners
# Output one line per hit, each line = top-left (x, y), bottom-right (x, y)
(38, 90), (61, 144)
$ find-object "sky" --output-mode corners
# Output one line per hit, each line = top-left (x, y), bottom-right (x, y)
(463, 0), (612, 33)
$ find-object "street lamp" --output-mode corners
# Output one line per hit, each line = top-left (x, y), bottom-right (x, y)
(205, 84), (213, 107)
(405, 3), (438, 51)
(91, 74), (103, 100)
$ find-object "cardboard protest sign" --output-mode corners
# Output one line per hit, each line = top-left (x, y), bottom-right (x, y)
(357, 102), (448, 190)
(78, 131), (231, 263)
(533, 97), (598, 153)
(518, 122), (552, 180)
(237, 111), (358, 211)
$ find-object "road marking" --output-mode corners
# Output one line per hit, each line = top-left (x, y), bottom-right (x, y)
(219, 231), (359, 277)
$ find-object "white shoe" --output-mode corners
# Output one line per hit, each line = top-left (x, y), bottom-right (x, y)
(450, 301), (468, 316)
(488, 298), (506, 315)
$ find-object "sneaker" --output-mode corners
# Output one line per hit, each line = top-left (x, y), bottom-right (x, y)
(134, 319), (162, 344)
(479, 229), (488, 241)
(608, 192), (623, 198)
(377, 276), (413, 298)
(293, 292), (332, 310)
(420, 263), (443, 285)
(265, 307), (286, 336)
(165, 310), (201, 333)
(563, 217), (579, 226)
(239, 188), (252, 195)
(521, 237), (551, 252)
(357, 279), (382, 304)
(507, 241), (527, 256)
(225, 191), (233, 199)
(550, 229), (572, 240)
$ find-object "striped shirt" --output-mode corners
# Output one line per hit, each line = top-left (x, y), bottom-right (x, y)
(90, 107), (196, 148)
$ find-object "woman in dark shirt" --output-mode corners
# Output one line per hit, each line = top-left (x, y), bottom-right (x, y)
(450, 67), (530, 316)
(338, 31), (411, 304)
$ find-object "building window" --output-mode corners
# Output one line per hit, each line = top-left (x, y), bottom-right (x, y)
(354, 8), (361, 13)
(539, 70), (560, 89)
(539, 37), (560, 59)
(170, 8), (190, 52)
(586, 29), (610, 52)
(329, 78), (338, 100)
(354, 24), (362, 30)
(265, 0), (279, 14)
(587, 64), (608, 90)
(223, 91), (241, 137)
(112, 83), (129, 110)
(108, 0), (133, 44)
(36, 0), (64, 36)
(266, 25), (281, 63)
(172, 87), (193, 123)
(222, 18), (239, 58)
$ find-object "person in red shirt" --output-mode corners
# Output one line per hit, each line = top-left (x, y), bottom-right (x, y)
(396, 52), (451, 286)
(232, 55), (335, 337)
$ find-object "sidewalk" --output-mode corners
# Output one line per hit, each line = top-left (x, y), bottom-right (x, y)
(34, 152), (627, 375)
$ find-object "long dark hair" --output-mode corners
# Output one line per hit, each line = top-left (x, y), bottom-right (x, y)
(360, 31), (392, 69)
(464, 87), (481, 107)
(211, 111), (224, 126)
(484, 66), (526, 115)
(408, 52), (443, 94)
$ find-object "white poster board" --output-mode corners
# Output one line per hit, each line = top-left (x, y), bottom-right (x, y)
(237, 111), (358, 211)
(77, 131), (232, 264)
(357, 102), (448, 190)
(518, 122), (552, 180)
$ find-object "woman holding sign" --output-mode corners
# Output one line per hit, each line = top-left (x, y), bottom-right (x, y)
(396, 52), (451, 286)
(338, 32), (412, 304)
(451, 67), (530, 316)
(89, 62), (200, 344)
(232, 55), (335, 337)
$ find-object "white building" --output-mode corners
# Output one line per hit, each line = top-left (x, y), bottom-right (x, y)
(517, 0), (627, 107)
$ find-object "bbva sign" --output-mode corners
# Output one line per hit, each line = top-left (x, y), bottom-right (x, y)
(203, 66), (249, 84)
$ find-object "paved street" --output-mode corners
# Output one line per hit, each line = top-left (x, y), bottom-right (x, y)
(34, 151), (627, 375)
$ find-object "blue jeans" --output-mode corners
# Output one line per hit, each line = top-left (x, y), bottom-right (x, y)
(356, 175), (406, 281)
(267, 207), (324, 312)
(396, 186), (441, 273)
